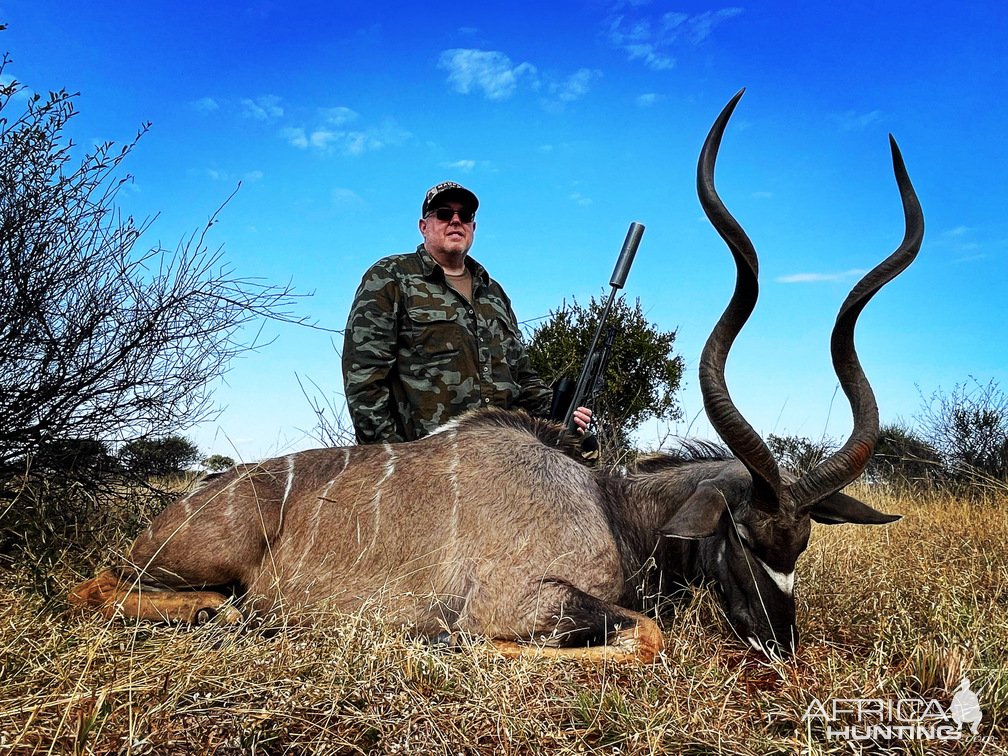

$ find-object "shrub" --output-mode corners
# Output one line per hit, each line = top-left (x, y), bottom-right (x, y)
(0, 53), (305, 482)
(766, 433), (836, 476)
(203, 454), (235, 472)
(916, 378), (1008, 483)
(867, 422), (943, 488)
(118, 436), (202, 478)
(526, 294), (684, 457)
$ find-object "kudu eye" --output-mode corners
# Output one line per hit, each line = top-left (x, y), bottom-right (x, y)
(731, 522), (752, 546)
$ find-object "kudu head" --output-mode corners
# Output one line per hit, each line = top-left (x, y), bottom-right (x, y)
(662, 90), (924, 657)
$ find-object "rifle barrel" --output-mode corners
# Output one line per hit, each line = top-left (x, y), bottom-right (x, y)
(563, 221), (645, 433)
(610, 222), (645, 289)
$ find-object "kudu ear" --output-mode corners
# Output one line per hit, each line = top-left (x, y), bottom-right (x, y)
(809, 491), (901, 525)
(661, 480), (727, 539)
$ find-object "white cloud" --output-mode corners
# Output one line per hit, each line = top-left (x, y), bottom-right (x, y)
(626, 43), (676, 70)
(282, 118), (410, 156)
(444, 159), (476, 172)
(310, 129), (341, 150)
(661, 12), (690, 33)
(569, 191), (593, 207)
(192, 96), (220, 112)
(608, 7), (743, 70)
(439, 48), (601, 109)
(953, 251), (991, 263)
(350, 119), (410, 154)
(282, 126), (340, 150)
(438, 48), (538, 100)
(194, 167), (264, 183)
(320, 106), (358, 126)
(241, 94), (283, 121)
(0, 74), (32, 102)
(551, 68), (602, 103)
(332, 187), (364, 205)
(832, 109), (884, 132)
(635, 92), (662, 107)
(776, 269), (866, 284)
(344, 132), (370, 155)
(684, 8), (745, 44)
(281, 126), (309, 149)
(935, 225), (994, 263)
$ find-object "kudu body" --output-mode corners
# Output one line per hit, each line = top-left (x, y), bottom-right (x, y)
(70, 91), (923, 661)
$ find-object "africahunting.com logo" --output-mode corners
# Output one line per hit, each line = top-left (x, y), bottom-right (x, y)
(803, 677), (982, 743)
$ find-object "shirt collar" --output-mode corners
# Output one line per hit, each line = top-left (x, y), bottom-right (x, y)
(416, 244), (490, 285)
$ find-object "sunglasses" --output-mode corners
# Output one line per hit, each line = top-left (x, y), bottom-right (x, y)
(427, 207), (475, 223)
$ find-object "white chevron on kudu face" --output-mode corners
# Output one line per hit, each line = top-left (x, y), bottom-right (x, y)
(755, 556), (795, 596)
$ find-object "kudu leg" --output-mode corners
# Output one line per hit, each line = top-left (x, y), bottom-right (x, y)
(68, 471), (282, 625)
(490, 608), (664, 663)
(68, 569), (243, 624)
(484, 580), (665, 663)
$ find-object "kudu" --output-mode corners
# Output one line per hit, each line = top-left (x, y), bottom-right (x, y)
(70, 91), (924, 662)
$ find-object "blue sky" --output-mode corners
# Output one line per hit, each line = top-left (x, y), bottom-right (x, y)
(3, 2), (1006, 461)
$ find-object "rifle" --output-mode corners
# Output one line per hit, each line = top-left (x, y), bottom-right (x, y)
(549, 222), (645, 437)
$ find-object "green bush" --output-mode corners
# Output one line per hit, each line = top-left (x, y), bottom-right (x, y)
(118, 435), (202, 477)
(203, 454), (235, 472)
(868, 422), (943, 488)
(917, 378), (1008, 483)
(527, 294), (683, 456)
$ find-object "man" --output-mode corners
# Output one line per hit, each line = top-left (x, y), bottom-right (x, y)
(342, 181), (590, 444)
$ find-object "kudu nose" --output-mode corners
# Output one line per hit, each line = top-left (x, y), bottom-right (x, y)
(765, 636), (795, 660)
(747, 630), (797, 660)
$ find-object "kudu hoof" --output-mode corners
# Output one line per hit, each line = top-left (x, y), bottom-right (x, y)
(193, 604), (243, 626)
(67, 569), (123, 612)
(68, 569), (242, 625)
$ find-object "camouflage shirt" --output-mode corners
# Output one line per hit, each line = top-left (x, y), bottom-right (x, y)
(342, 244), (552, 444)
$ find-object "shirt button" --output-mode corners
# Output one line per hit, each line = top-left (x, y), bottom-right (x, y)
(483, 366), (490, 373)
(484, 397), (490, 403)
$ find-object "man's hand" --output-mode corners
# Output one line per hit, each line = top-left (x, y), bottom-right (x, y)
(571, 406), (593, 433)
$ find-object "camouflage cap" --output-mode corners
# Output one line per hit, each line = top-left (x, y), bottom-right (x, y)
(422, 181), (479, 217)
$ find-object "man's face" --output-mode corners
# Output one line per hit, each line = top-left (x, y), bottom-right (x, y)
(419, 202), (476, 259)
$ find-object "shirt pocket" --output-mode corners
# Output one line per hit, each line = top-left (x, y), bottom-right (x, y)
(405, 306), (467, 359)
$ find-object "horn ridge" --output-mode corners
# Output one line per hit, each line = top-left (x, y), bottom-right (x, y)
(697, 89), (783, 509)
(791, 136), (924, 508)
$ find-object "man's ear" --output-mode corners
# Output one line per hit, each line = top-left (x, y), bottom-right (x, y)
(661, 480), (726, 539)
(809, 491), (901, 525)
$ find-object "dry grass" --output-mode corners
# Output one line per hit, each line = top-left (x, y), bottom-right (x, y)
(2, 485), (1006, 754)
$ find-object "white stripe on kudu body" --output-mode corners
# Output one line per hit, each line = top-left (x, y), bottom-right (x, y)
(448, 432), (461, 544)
(363, 443), (396, 554)
(282, 454), (296, 504)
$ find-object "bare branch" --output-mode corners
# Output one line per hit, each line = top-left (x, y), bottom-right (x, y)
(0, 62), (310, 473)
